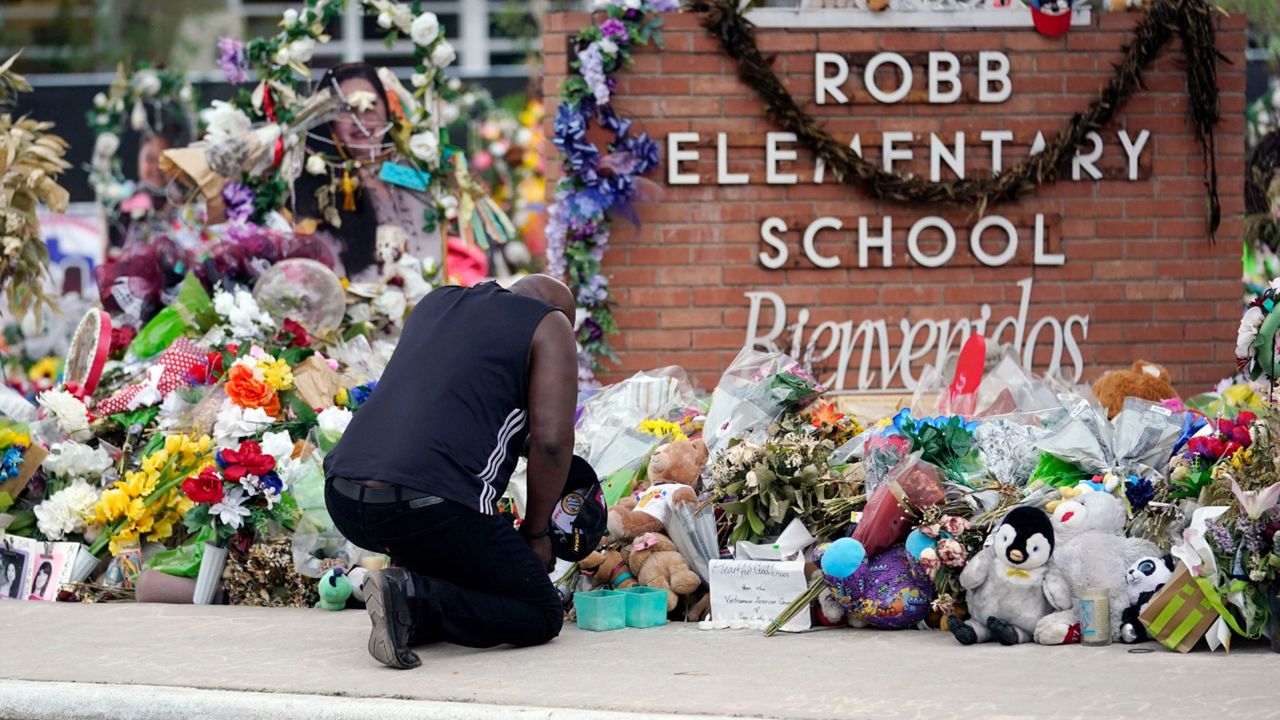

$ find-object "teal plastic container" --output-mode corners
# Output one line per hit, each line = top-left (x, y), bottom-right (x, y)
(620, 586), (669, 628)
(574, 590), (627, 632)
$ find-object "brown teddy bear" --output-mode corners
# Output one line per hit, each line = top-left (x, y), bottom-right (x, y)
(625, 532), (701, 612)
(607, 439), (708, 541)
(578, 548), (637, 591)
(1092, 360), (1179, 419)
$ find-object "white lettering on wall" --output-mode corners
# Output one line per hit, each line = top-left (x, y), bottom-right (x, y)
(766, 132), (799, 184)
(668, 132), (701, 185)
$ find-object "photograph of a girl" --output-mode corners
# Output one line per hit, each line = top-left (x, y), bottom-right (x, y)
(292, 62), (441, 282)
(0, 549), (28, 599)
(27, 552), (64, 601)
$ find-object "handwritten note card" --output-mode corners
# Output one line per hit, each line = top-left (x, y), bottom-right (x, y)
(708, 559), (810, 633)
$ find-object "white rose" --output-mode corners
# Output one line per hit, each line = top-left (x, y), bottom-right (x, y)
(306, 154), (327, 175)
(598, 38), (618, 56)
(93, 93), (108, 108)
(133, 69), (161, 97)
(377, 11), (393, 29)
(408, 131), (439, 163)
(410, 12), (440, 47)
(624, 0), (641, 8)
(289, 38), (316, 64)
(317, 407), (353, 435)
(391, 5), (414, 32)
(179, 85), (193, 102)
(94, 131), (120, 159)
(430, 40), (456, 69)
(447, 77), (461, 92)
(273, 46), (291, 66)
(283, 8), (299, 26)
(410, 72), (428, 89)
(441, 104), (460, 124)
(130, 100), (148, 131)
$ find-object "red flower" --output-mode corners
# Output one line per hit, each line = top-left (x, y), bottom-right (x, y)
(280, 318), (311, 349)
(189, 352), (225, 385)
(1237, 411), (1258, 426)
(217, 441), (275, 482)
(182, 467), (224, 504)
(109, 326), (137, 356)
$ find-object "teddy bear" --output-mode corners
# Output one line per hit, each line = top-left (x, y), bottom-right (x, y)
(951, 507), (1061, 645)
(578, 548), (637, 591)
(607, 439), (707, 541)
(1034, 488), (1160, 645)
(625, 531), (701, 612)
(1091, 360), (1178, 419)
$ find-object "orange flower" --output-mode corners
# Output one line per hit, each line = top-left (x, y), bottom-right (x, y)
(225, 364), (281, 416)
(811, 401), (844, 429)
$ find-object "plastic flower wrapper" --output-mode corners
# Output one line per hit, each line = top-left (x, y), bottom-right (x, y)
(890, 409), (986, 487)
(1036, 397), (1182, 482)
(703, 348), (822, 461)
(974, 417), (1050, 487)
(127, 274), (217, 360)
(290, 436), (367, 578)
(574, 366), (694, 488)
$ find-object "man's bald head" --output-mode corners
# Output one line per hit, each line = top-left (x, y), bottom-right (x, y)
(510, 275), (576, 326)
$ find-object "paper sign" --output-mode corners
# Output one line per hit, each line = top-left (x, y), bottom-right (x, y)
(709, 559), (810, 632)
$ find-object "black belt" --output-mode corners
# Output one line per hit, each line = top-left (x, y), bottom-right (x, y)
(329, 476), (439, 505)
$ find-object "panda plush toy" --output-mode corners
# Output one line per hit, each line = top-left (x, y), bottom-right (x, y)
(1119, 555), (1175, 644)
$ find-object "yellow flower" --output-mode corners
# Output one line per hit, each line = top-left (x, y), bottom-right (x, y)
(148, 518), (174, 542)
(258, 357), (294, 391)
(94, 487), (131, 523)
(28, 356), (59, 383)
(0, 428), (29, 448)
(1224, 384), (1263, 410)
(1230, 448), (1255, 471)
(638, 419), (687, 442)
(335, 388), (350, 406)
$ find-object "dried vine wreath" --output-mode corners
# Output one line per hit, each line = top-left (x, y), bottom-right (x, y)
(686, 0), (1223, 238)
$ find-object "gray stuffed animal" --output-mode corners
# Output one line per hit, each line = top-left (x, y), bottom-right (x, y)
(951, 506), (1060, 645)
(1034, 488), (1160, 645)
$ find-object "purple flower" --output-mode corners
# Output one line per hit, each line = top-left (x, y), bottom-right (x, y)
(577, 43), (610, 107)
(599, 18), (628, 40)
(598, 106), (632, 138)
(258, 471), (284, 496)
(625, 134), (660, 174)
(582, 317), (605, 343)
(577, 274), (609, 304)
(650, 0), (680, 11)
(222, 182), (255, 223)
(1125, 477), (1156, 511)
(217, 37), (249, 85)
(545, 199), (568, 277)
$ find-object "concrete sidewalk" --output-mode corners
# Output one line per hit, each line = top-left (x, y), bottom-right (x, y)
(0, 602), (1277, 719)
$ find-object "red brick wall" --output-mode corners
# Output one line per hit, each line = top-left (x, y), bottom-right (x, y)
(542, 11), (1248, 391)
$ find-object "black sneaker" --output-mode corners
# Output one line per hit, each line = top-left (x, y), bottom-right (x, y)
(364, 568), (421, 669)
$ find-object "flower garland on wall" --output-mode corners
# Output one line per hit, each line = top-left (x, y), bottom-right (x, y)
(547, 0), (673, 384)
(86, 63), (198, 215)
(214, 0), (455, 228)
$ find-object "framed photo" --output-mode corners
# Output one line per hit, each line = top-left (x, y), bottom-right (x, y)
(26, 546), (67, 601)
(0, 538), (32, 600)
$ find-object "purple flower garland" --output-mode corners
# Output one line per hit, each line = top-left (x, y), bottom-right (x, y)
(547, 1), (670, 386)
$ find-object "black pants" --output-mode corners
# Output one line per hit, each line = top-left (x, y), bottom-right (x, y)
(325, 482), (563, 648)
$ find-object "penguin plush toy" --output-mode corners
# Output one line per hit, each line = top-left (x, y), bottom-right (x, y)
(951, 506), (1060, 645)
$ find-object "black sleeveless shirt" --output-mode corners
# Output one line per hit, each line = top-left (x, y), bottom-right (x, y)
(324, 282), (555, 515)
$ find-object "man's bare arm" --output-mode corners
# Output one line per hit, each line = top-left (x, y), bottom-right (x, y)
(521, 311), (577, 568)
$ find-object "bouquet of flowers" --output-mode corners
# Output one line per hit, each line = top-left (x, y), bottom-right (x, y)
(1169, 411), (1256, 501)
(806, 401), (863, 449)
(707, 414), (860, 544)
(181, 438), (298, 546)
(89, 434), (214, 556)
(912, 509), (985, 619)
(31, 442), (113, 541)
(889, 410), (985, 487)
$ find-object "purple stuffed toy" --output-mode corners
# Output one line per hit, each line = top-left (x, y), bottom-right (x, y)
(815, 540), (935, 629)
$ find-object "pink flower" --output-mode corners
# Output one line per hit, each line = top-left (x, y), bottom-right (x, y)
(937, 538), (967, 568)
(920, 523), (942, 539)
(918, 547), (942, 574)
(941, 516), (971, 536)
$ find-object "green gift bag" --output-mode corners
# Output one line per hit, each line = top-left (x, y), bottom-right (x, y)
(145, 526), (215, 578)
(129, 273), (217, 359)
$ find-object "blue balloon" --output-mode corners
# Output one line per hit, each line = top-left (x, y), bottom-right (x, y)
(905, 529), (937, 560)
(821, 537), (866, 579)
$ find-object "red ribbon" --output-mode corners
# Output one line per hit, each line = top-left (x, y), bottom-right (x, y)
(262, 85), (285, 169)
